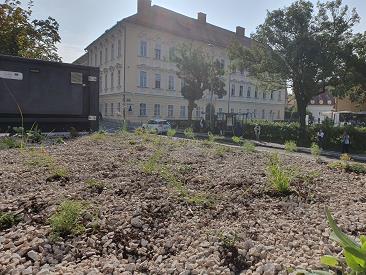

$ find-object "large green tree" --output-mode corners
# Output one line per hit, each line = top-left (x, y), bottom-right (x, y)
(0, 0), (61, 61)
(229, 0), (362, 140)
(175, 45), (226, 122)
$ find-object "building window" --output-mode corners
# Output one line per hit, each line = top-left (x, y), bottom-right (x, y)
(278, 91), (282, 101)
(111, 71), (114, 88)
(239, 85), (244, 97)
(105, 47), (108, 63)
(140, 41), (147, 57)
(169, 47), (176, 61)
(262, 109), (265, 119)
(104, 103), (108, 116)
(277, 110), (281, 119)
(100, 50), (102, 65)
(94, 53), (97, 66)
(104, 73), (108, 90)
(180, 106), (186, 117)
(270, 91), (274, 100)
(140, 103), (147, 116)
(111, 103), (114, 116)
(218, 108), (223, 113)
(195, 106), (201, 117)
(118, 102), (121, 113)
(118, 70), (121, 86)
(231, 108), (234, 113)
(255, 87), (258, 98)
(168, 105), (174, 117)
(155, 74), (161, 89)
(140, 71), (147, 88)
(155, 45), (161, 60)
(247, 86), (251, 97)
(154, 104), (160, 117)
(231, 84), (235, 96)
(254, 109), (257, 118)
(168, 75), (175, 90)
(111, 44), (114, 60)
(263, 92), (266, 99)
(118, 40), (122, 57)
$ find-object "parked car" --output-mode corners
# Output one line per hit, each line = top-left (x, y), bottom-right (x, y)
(142, 119), (171, 134)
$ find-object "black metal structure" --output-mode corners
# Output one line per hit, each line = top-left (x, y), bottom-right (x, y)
(0, 55), (99, 132)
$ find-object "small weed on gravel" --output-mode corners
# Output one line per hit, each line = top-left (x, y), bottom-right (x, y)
(90, 131), (107, 141)
(49, 200), (87, 239)
(284, 140), (297, 152)
(184, 128), (195, 139)
(142, 150), (162, 174)
(310, 143), (321, 160)
(85, 179), (105, 194)
(214, 145), (230, 157)
(0, 212), (21, 230)
(242, 140), (256, 153)
(267, 153), (294, 194)
(232, 136), (242, 145)
(0, 137), (21, 150)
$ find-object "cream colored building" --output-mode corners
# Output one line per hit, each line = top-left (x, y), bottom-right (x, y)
(78, 0), (286, 125)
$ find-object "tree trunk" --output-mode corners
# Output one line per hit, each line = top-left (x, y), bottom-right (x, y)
(187, 101), (194, 123)
(296, 98), (307, 146)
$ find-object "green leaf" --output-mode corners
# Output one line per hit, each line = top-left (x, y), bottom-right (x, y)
(360, 235), (366, 246)
(325, 207), (360, 250)
(344, 249), (365, 272)
(320, 255), (340, 267)
(344, 247), (366, 268)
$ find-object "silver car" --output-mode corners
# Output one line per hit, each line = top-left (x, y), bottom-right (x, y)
(142, 119), (171, 134)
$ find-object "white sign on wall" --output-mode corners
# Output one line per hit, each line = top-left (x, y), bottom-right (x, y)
(0, 71), (23, 80)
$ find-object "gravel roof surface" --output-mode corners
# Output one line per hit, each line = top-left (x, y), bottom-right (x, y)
(0, 132), (365, 275)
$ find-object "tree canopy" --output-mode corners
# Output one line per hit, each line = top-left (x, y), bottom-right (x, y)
(175, 44), (226, 122)
(0, 0), (61, 61)
(228, 0), (364, 139)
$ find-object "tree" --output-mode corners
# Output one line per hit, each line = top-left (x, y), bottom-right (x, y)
(175, 44), (226, 122)
(229, 0), (361, 142)
(0, 0), (61, 61)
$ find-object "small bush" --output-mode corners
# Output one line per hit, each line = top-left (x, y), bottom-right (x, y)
(167, 128), (176, 137)
(0, 212), (21, 230)
(184, 128), (195, 139)
(267, 153), (293, 193)
(49, 200), (86, 238)
(346, 163), (366, 174)
(0, 137), (21, 150)
(310, 143), (321, 157)
(85, 179), (105, 193)
(214, 145), (230, 157)
(160, 166), (188, 197)
(232, 136), (242, 145)
(208, 132), (218, 143)
(284, 140), (297, 152)
(242, 140), (256, 153)
(218, 231), (239, 248)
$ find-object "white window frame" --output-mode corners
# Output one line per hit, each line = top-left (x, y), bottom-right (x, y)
(168, 75), (175, 90)
(180, 106), (186, 117)
(140, 41), (147, 57)
(168, 105), (174, 117)
(140, 71), (147, 88)
(140, 103), (147, 116)
(155, 74), (161, 89)
(154, 104), (160, 117)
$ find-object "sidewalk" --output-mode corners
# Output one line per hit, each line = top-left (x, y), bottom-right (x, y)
(176, 131), (366, 163)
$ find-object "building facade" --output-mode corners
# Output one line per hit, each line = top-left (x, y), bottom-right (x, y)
(79, 0), (286, 125)
(307, 92), (336, 124)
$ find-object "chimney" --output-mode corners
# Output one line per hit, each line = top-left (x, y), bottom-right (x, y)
(138, 0), (151, 13)
(236, 26), (245, 37)
(197, 12), (206, 23)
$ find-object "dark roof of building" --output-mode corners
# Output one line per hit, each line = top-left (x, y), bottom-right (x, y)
(309, 92), (336, 106)
(122, 5), (252, 49)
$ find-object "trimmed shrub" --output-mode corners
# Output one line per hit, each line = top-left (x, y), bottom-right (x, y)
(284, 140), (297, 152)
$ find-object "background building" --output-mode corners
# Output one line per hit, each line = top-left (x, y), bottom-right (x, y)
(77, 0), (287, 125)
(307, 92), (335, 124)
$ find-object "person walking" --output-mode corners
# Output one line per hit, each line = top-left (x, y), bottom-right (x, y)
(317, 129), (325, 149)
(341, 131), (350, 154)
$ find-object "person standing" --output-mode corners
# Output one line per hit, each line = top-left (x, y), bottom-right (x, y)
(341, 132), (350, 154)
(254, 124), (261, 141)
